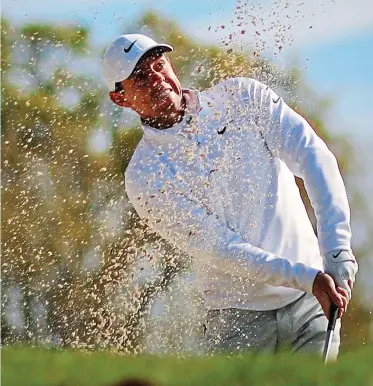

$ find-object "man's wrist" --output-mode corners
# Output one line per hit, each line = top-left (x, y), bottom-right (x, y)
(323, 250), (358, 279)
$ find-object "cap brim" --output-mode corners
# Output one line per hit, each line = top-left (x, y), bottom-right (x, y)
(124, 44), (173, 81)
(140, 43), (173, 58)
(154, 44), (173, 53)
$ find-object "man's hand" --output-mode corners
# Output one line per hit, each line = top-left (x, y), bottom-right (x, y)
(324, 250), (358, 300)
(312, 272), (349, 319)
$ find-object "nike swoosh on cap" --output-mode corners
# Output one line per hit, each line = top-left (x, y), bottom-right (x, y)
(124, 40), (137, 53)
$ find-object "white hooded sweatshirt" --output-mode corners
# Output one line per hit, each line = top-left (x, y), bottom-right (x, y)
(125, 77), (352, 311)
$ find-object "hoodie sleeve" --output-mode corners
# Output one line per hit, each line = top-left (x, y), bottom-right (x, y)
(237, 77), (352, 256)
(125, 165), (320, 294)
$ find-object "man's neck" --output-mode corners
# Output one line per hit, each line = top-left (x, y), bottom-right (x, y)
(141, 96), (187, 130)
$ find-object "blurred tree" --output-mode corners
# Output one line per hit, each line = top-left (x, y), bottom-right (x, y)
(1, 17), (189, 352)
(1, 19), (129, 348)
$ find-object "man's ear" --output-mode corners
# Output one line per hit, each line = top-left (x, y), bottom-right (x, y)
(109, 91), (132, 109)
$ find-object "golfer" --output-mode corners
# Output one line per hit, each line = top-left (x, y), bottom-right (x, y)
(103, 34), (358, 359)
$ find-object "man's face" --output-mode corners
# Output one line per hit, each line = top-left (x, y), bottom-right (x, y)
(109, 53), (183, 119)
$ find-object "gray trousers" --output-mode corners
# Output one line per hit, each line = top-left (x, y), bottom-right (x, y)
(203, 293), (341, 360)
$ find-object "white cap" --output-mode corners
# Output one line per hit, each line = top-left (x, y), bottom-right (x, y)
(103, 33), (173, 90)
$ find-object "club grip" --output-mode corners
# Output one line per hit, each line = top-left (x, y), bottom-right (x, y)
(327, 302), (339, 331)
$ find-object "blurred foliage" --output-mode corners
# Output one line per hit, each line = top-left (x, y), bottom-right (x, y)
(21, 24), (88, 52)
(1, 12), (371, 354)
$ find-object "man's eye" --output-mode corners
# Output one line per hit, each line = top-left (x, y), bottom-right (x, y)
(155, 61), (165, 70)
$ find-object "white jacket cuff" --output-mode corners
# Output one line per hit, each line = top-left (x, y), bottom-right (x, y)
(296, 266), (321, 294)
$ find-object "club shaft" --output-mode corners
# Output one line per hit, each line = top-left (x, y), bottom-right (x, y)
(323, 330), (333, 363)
(323, 303), (339, 363)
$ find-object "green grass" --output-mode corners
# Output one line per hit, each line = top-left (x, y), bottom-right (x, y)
(2, 346), (373, 386)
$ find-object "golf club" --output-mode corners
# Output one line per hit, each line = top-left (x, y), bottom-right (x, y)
(323, 302), (339, 363)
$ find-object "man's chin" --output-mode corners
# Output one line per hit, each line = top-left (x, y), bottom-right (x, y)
(154, 94), (180, 110)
